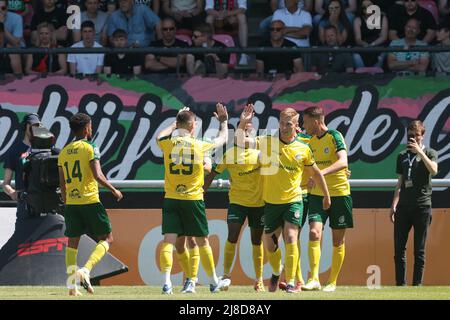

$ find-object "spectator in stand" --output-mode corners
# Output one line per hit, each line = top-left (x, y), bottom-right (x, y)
(272, 0), (312, 48)
(388, 0), (437, 44)
(256, 20), (303, 74)
(353, 0), (388, 68)
(6, 0), (33, 45)
(0, 0), (23, 73)
(439, 0), (450, 17)
(205, 0), (249, 65)
(0, 22), (15, 74)
(368, 0), (396, 14)
(108, 0), (162, 46)
(134, 0), (160, 14)
(25, 22), (67, 74)
(259, 0), (313, 36)
(30, 0), (68, 46)
(161, 0), (205, 30)
(432, 20), (450, 72)
(186, 22), (229, 75)
(67, 20), (104, 74)
(314, 0), (356, 25)
(318, 0), (353, 45)
(387, 18), (430, 73)
(145, 17), (188, 73)
(73, 0), (109, 46)
(311, 25), (354, 74)
(104, 29), (142, 75)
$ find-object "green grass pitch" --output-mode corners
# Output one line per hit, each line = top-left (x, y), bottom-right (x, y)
(0, 286), (449, 300)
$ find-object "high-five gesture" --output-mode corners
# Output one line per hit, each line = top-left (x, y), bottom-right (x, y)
(240, 103), (254, 126)
(214, 103), (229, 123)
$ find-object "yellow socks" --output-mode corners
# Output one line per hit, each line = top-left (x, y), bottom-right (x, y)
(176, 249), (190, 278)
(309, 240), (321, 281)
(160, 242), (174, 285)
(285, 242), (299, 285)
(199, 245), (218, 284)
(252, 243), (264, 281)
(328, 243), (345, 285)
(266, 247), (282, 276)
(84, 240), (109, 272)
(296, 242), (305, 284)
(66, 247), (78, 288)
(189, 246), (200, 281)
(223, 240), (237, 276)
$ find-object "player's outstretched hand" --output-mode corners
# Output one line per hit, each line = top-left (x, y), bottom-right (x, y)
(112, 189), (123, 202)
(214, 103), (228, 123)
(240, 103), (254, 124)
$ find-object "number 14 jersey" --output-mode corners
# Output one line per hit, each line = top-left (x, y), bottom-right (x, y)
(58, 139), (100, 205)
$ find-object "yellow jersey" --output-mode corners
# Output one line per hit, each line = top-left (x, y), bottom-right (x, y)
(58, 139), (100, 205)
(214, 145), (264, 207)
(158, 135), (214, 201)
(309, 129), (350, 197)
(297, 132), (312, 195)
(257, 135), (315, 204)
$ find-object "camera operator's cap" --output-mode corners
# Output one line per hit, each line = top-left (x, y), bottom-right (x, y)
(24, 113), (41, 126)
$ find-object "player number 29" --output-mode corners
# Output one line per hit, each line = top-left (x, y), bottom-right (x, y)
(169, 153), (194, 175)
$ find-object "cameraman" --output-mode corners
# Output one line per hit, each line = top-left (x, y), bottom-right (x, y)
(2, 113), (42, 222)
(390, 120), (438, 286)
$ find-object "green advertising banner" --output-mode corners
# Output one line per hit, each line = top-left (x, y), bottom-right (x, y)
(0, 73), (449, 186)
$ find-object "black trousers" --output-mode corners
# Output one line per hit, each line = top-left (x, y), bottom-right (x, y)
(394, 205), (432, 286)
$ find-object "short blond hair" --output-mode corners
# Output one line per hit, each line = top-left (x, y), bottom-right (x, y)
(280, 107), (299, 119)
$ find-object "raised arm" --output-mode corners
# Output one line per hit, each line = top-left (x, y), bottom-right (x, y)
(212, 103), (229, 149)
(236, 103), (255, 148)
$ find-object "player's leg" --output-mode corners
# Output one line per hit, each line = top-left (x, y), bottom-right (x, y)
(175, 236), (190, 278)
(283, 222), (300, 293)
(249, 206), (265, 292)
(184, 200), (229, 293)
(223, 222), (243, 278)
(77, 203), (113, 294)
(303, 194), (326, 291)
(66, 237), (82, 296)
(263, 228), (283, 292)
(323, 195), (354, 292)
(187, 237), (199, 284)
(394, 206), (413, 286)
(223, 204), (246, 279)
(159, 199), (183, 294)
(64, 204), (86, 296)
(411, 206), (432, 286)
(281, 201), (303, 293)
(263, 203), (284, 292)
(323, 228), (346, 292)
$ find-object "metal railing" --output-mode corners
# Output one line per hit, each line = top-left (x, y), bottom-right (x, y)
(2, 46), (450, 55)
(2, 179), (450, 190)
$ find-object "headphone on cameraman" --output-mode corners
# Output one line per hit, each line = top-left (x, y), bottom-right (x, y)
(21, 113), (41, 131)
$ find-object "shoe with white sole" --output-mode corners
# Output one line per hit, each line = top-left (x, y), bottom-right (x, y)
(77, 267), (94, 294)
(302, 279), (321, 291)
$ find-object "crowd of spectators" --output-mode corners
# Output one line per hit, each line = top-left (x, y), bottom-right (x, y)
(0, 0), (450, 76)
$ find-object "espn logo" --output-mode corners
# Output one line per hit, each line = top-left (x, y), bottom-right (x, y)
(17, 237), (68, 257)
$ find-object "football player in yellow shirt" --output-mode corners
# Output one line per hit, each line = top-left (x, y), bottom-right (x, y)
(204, 121), (266, 292)
(58, 113), (123, 296)
(156, 104), (230, 294)
(237, 105), (331, 293)
(301, 106), (353, 293)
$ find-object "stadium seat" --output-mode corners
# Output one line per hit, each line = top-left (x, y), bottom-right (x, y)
(355, 67), (384, 74)
(212, 34), (237, 68)
(175, 34), (192, 46)
(418, 0), (439, 24)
